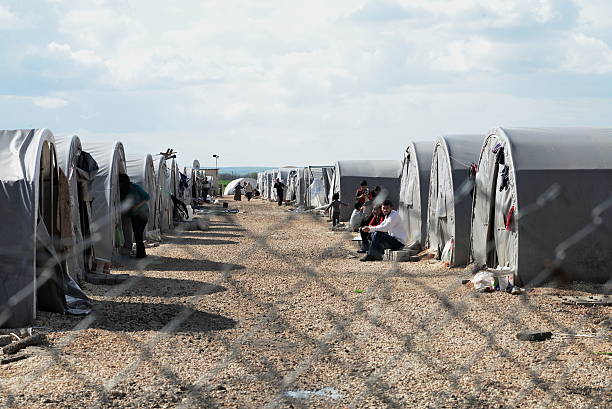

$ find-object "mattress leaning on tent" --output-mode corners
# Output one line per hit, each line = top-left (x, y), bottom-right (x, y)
(55, 135), (100, 282)
(427, 135), (482, 266)
(471, 127), (612, 286)
(0, 129), (91, 327)
(81, 141), (129, 270)
(331, 160), (402, 221)
(126, 153), (159, 242)
(399, 141), (433, 248)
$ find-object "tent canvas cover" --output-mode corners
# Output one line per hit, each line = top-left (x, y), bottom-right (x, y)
(398, 142), (433, 247)
(427, 135), (481, 266)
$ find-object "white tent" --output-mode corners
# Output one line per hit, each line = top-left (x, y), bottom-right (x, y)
(0, 129), (86, 326)
(55, 135), (99, 282)
(399, 142), (433, 247)
(126, 153), (158, 240)
(81, 141), (129, 268)
(224, 178), (257, 195)
(331, 160), (402, 221)
(427, 135), (481, 265)
(471, 127), (612, 286)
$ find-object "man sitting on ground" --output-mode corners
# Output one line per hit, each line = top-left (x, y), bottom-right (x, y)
(360, 199), (407, 262)
(358, 205), (384, 253)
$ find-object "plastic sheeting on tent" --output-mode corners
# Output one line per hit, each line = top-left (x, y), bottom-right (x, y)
(427, 135), (481, 266)
(331, 160), (402, 221)
(126, 153), (158, 240)
(81, 141), (128, 266)
(471, 127), (612, 286)
(399, 142), (434, 247)
(303, 166), (334, 209)
(153, 156), (173, 233)
(0, 129), (92, 327)
(55, 135), (99, 282)
(224, 178), (257, 195)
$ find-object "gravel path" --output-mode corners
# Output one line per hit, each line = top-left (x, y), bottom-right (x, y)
(0, 198), (610, 408)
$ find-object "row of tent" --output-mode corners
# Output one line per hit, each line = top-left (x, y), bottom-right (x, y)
(259, 127), (612, 287)
(0, 129), (216, 328)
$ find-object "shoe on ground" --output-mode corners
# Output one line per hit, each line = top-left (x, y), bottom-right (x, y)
(360, 254), (380, 262)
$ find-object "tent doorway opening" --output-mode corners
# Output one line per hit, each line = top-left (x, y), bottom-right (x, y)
(36, 141), (66, 314)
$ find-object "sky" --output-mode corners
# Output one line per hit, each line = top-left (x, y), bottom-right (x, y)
(2, 0), (612, 167)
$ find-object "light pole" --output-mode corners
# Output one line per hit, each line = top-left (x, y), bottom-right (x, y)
(212, 154), (220, 195)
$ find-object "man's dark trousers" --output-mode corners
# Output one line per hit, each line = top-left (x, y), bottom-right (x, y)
(367, 231), (403, 260)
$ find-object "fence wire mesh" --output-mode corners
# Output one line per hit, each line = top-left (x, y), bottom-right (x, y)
(0, 186), (610, 409)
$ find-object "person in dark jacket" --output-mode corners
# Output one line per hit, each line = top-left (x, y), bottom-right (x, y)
(274, 178), (285, 206)
(119, 174), (150, 258)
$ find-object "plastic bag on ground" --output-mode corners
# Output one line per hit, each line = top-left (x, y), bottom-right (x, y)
(471, 271), (495, 292)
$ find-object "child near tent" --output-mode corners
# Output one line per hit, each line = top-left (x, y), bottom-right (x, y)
(325, 193), (348, 227)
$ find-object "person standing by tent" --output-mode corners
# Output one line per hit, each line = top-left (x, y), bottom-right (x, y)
(234, 182), (243, 201)
(274, 178), (285, 206)
(119, 174), (150, 258)
(360, 199), (406, 261)
(356, 180), (371, 205)
(325, 193), (348, 227)
(244, 181), (254, 201)
(202, 176), (211, 202)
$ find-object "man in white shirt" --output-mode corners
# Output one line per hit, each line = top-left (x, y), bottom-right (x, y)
(360, 199), (407, 261)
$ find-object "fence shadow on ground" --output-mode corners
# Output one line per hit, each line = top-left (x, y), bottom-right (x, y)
(143, 256), (246, 272)
(167, 237), (240, 246)
(88, 300), (237, 332)
(82, 276), (227, 298)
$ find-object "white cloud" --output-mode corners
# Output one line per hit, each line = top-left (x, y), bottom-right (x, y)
(0, 5), (22, 29)
(32, 96), (69, 109)
(562, 33), (612, 74)
(47, 42), (104, 65)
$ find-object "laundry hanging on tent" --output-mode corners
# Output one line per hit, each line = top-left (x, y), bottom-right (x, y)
(495, 147), (505, 165)
(499, 165), (510, 191)
(505, 205), (515, 231)
(469, 163), (478, 179)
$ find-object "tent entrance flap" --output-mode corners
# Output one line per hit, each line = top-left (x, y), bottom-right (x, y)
(485, 155), (500, 268)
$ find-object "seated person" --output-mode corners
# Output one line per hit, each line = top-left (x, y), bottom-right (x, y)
(360, 199), (407, 261)
(357, 205), (384, 253)
(349, 202), (364, 231)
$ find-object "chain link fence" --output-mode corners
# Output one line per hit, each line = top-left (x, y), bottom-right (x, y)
(0, 186), (610, 408)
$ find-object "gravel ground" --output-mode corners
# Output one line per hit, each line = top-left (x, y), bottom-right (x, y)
(0, 198), (610, 408)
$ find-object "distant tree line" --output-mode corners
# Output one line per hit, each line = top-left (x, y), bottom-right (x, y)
(219, 172), (258, 180)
